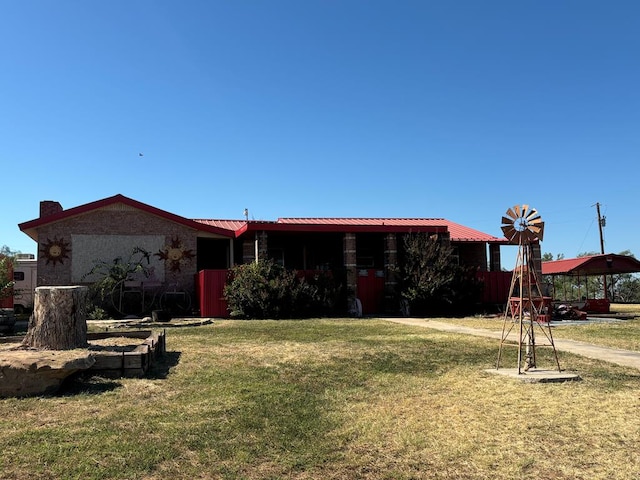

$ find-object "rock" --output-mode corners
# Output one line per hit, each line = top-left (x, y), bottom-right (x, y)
(0, 348), (96, 398)
(152, 310), (171, 322)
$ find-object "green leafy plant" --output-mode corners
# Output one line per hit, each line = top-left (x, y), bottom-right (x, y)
(87, 305), (109, 320)
(82, 246), (153, 315)
(0, 246), (18, 301)
(224, 259), (340, 319)
(398, 233), (482, 316)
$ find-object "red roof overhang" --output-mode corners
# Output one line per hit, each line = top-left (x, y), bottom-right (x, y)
(19, 194), (235, 240)
(234, 218), (503, 242)
(237, 221), (449, 236)
(19, 195), (504, 245)
(542, 254), (640, 276)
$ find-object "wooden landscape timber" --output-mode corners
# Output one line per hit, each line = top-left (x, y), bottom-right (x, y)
(86, 330), (166, 378)
(0, 329), (167, 395)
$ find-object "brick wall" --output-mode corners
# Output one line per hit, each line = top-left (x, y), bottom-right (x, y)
(36, 204), (198, 292)
(39, 201), (63, 218)
(343, 233), (357, 298)
(384, 233), (398, 312)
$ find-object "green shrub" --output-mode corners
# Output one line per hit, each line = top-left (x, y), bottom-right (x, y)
(87, 305), (110, 320)
(224, 260), (341, 319)
(82, 246), (153, 317)
(398, 233), (482, 316)
(0, 246), (17, 301)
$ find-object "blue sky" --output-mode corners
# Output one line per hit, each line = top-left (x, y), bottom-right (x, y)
(1, 1), (638, 269)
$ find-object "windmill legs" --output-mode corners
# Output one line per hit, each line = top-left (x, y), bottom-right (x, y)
(497, 242), (561, 373)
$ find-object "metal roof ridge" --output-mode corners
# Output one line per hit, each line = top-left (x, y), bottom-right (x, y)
(277, 217), (446, 220)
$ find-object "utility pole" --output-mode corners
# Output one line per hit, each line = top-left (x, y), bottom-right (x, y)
(595, 202), (607, 299)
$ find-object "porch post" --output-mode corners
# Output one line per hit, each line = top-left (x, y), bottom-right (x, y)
(384, 233), (398, 313)
(489, 244), (501, 272)
(531, 243), (543, 295)
(243, 235), (256, 264)
(344, 233), (357, 308)
(257, 231), (268, 260)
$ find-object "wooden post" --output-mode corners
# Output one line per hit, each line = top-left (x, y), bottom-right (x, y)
(22, 286), (89, 350)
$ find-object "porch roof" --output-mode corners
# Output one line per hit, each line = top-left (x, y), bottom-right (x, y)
(195, 217), (506, 243)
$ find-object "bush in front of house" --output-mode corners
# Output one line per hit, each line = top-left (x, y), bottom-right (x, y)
(398, 233), (483, 316)
(224, 259), (341, 319)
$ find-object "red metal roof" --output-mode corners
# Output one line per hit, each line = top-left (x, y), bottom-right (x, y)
(278, 218), (444, 227)
(20, 194), (505, 244)
(278, 218), (503, 242)
(436, 219), (506, 243)
(194, 219), (249, 231)
(233, 217), (504, 242)
(542, 254), (640, 276)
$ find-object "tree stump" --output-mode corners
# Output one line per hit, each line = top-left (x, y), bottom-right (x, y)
(22, 286), (89, 350)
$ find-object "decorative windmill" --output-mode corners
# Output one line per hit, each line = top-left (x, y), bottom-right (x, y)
(496, 205), (561, 373)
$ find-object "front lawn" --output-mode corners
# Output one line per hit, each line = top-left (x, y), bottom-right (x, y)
(1, 319), (639, 479)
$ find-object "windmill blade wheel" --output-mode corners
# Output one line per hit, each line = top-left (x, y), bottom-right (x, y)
(501, 204), (545, 244)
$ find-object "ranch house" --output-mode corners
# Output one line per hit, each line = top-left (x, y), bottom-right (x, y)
(18, 194), (511, 317)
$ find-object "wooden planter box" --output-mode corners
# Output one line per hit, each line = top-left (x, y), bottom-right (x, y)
(86, 330), (166, 378)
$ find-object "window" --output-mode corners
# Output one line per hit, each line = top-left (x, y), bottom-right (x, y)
(268, 248), (285, 266)
(13, 272), (25, 281)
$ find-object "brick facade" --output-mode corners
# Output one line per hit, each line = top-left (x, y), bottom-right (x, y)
(36, 204), (198, 293)
(384, 233), (398, 312)
(39, 201), (63, 218)
(343, 233), (357, 299)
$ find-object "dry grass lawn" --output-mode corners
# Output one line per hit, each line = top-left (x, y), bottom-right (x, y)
(1, 318), (639, 479)
(435, 303), (640, 351)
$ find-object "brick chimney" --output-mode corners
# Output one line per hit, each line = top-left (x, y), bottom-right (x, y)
(40, 200), (63, 218)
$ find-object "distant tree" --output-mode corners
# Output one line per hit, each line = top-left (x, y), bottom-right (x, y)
(0, 245), (19, 300)
(608, 250), (640, 302)
(541, 252), (564, 297)
(542, 252), (564, 262)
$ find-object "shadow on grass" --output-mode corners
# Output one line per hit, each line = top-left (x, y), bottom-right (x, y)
(57, 350), (182, 396)
(147, 350), (182, 379)
(58, 375), (123, 396)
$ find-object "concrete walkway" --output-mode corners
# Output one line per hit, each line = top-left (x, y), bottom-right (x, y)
(385, 318), (640, 370)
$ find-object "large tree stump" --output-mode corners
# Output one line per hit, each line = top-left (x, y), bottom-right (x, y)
(22, 286), (89, 350)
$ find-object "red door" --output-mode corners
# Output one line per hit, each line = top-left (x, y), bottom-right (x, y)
(357, 269), (385, 315)
(197, 270), (229, 318)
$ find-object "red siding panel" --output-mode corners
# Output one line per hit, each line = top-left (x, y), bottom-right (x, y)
(357, 269), (385, 315)
(197, 270), (229, 318)
(477, 271), (512, 305)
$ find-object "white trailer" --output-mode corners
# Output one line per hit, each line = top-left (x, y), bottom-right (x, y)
(13, 255), (37, 314)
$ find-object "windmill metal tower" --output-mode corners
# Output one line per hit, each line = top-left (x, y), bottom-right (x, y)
(496, 205), (561, 373)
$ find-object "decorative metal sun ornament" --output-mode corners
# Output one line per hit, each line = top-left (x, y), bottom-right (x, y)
(501, 204), (544, 245)
(40, 236), (71, 266)
(155, 237), (195, 273)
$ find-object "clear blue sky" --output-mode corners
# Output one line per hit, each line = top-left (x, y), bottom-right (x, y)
(2, 1), (639, 269)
